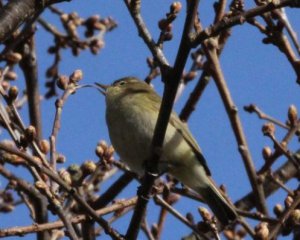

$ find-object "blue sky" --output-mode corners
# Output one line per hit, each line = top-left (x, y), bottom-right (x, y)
(1, 1), (300, 239)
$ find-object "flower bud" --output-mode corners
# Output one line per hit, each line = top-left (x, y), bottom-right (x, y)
(158, 19), (172, 32)
(198, 207), (212, 221)
(170, 2), (182, 14)
(56, 154), (66, 163)
(40, 139), (50, 154)
(5, 71), (17, 81)
(254, 222), (269, 240)
(262, 146), (272, 161)
(262, 122), (275, 136)
(6, 52), (22, 63)
(8, 86), (18, 101)
(273, 204), (283, 217)
(25, 125), (36, 142)
(81, 160), (97, 175)
(59, 168), (72, 185)
(57, 75), (69, 90)
(285, 195), (294, 208)
(70, 69), (83, 83)
(288, 104), (298, 126)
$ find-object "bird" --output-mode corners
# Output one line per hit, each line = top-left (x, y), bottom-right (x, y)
(95, 77), (237, 225)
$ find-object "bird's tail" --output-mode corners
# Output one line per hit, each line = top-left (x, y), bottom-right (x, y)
(200, 182), (237, 226)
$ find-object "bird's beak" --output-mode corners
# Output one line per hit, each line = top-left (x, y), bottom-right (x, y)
(94, 82), (109, 96)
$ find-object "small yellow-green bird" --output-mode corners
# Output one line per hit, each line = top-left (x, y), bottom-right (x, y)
(96, 77), (237, 225)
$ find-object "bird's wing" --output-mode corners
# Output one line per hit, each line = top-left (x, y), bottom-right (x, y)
(146, 90), (211, 175)
(169, 111), (211, 176)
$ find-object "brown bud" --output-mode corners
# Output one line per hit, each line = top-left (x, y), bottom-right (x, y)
(8, 86), (18, 101)
(285, 195), (294, 208)
(59, 168), (72, 185)
(81, 160), (97, 175)
(170, 2), (182, 14)
(198, 207), (212, 221)
(158, 19), (172, 32)
(69, 69), (83, 83)
(104, 146), (114, 160)
(273, 204), (283, 217)
(163, 31), (173, 41)
(184, 71), (197, 81)
(98, 140), (108, 148)
(60, 13), (69, 23)
(6, 52), (22, 63)
(56, 154), (66, 163)
(57, 75), (69, 90)
(46, 65), (58, 78)
(5, 71), (17, 81)
(25, 125), (36, 142)
(40, 139), (50, 154)
(35, 180), (47, 190)
(288, 104), (298, 126)
(186, 212), (194, 224)
(262, 146), (272, 161)
(262, 122), (275, 136)
(255, 222), (269, 240)
(95, 145), (104, 158)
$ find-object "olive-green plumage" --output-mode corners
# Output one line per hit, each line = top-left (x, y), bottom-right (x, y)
(96, 77), (237, 225)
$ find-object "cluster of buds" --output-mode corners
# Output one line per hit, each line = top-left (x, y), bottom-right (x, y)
(95, 140), (114, 165)
(56, 69), (83, 90)
(272, 192), (300, 236)
(83, 15), (117, 37)
(60, 12), (83, 39)
(59, 12), (116, 56)
(157, 2), (182, 43)
(60, 160), (97, 187)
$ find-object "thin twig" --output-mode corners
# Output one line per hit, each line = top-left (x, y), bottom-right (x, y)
(0, 197), (137, 237)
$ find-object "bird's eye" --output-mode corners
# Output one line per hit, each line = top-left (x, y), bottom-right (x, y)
(119, 81), (126, 86)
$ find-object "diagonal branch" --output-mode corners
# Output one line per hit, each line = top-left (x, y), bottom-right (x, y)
(203, 38), (268, 215)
